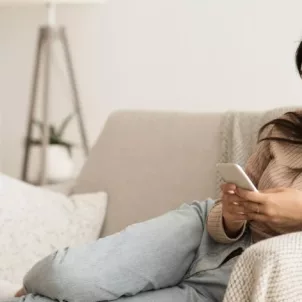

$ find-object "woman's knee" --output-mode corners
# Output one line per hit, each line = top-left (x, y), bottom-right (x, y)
(24, 249), (77, 297)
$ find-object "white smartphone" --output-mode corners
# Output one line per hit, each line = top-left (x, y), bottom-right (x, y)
(216, 163), (258, 192)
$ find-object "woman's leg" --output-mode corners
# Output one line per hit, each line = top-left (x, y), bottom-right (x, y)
(20, 201), (213, 302)
(2, 251), (234, 302)
(2, 285), (207, 302)
(185, 254), (238, 301)
(112, 283), (208, 302)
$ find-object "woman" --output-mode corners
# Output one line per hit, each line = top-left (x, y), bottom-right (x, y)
(8, 45), (302, 302)
(209, 109), (302, 244)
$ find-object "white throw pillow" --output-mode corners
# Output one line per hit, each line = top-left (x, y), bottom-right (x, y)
(0, 280), (20, 300)
(0, 174), (107, 285)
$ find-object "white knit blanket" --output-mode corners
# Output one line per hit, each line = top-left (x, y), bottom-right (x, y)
(216, 106), (299, 196)
(224, 232), (302, 302)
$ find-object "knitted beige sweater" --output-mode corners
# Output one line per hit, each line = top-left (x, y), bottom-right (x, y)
(207, 113), (302, 243)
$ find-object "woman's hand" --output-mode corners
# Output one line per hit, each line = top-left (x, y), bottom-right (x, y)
(221, 184), (247, 237)
(237, 187), (302, 231)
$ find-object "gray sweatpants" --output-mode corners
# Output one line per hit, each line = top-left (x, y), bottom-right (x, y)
(4, 200), (251, 302)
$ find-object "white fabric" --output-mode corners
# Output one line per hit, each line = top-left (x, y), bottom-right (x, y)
(224, 232), (302, 302)
(0, 1), (103, 5)
(0, 280), (20, 300)
(216, 106), (300, 195)
(0, 174), (107, 284)
(43, 179), (76, 195)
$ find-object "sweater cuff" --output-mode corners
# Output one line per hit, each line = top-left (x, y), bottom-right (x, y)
(207, 203), (246, 244)
(221, 216), (247, 242)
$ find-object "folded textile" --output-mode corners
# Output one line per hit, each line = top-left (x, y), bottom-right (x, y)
(224, 231), (302, 302)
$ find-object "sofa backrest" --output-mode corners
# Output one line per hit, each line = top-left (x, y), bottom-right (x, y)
(74, 111), (222, 237)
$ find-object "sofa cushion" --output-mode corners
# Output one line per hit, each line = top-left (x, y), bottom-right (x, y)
(0, 280), (20, 300)
(0, 174), (107, 284)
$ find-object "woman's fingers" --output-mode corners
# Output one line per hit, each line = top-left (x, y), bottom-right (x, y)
(222, 188), (250, 220)
(223, 192), (243, 203)
(243, 201), (263, 214)
(223, 194), (247, 219)
(221, 183), (237, 194)
(224, 205), (247, 221)
(237, 187), (287, 202)
(229, 202), (245, 214)
(231, 212), (248, 221)
(236, 188), (267, 204)
(245, 212), (267, 222)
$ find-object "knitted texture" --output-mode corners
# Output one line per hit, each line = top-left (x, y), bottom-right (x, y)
(223, 232), (302, 302)
(218, 106), (302, 301)
(216, 107), (300, 196)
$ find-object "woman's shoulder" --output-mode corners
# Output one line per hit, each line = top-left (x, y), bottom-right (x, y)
(270, 111), (302, 168)
(270, 139), (302, 169)
(258, 110), (302, 169)
(269, 110), (302, 139)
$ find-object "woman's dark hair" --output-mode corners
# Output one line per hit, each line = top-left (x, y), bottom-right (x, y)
(258, 42), (302, 144)
(296, 40), (302, 77)
(258, 112), (302, 144)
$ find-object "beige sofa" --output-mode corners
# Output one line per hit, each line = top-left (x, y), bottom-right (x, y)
(73, 110), (222, 237)
(1, 110), (224, 299)
(3, 109), (302, 301)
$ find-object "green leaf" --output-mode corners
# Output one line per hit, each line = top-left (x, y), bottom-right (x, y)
(31, 116), (75, 148)
(57, 113), (75, 138)
(26, 136), (75, 157)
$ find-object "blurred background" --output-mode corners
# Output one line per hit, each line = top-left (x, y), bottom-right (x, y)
(1, 0), (302, 181)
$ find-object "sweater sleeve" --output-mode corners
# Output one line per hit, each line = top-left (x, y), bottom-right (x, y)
(207, 199), (247, 244)
(244, 139), (272, 187)
(207, 137), (271, 244)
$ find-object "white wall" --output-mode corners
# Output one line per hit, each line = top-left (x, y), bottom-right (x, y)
(1, 0), (302, 178)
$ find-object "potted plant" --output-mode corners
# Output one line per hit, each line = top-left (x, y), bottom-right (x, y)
(28, 113), (76, 184)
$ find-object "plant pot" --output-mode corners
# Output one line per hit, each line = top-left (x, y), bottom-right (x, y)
(28, 145), (75, 184)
